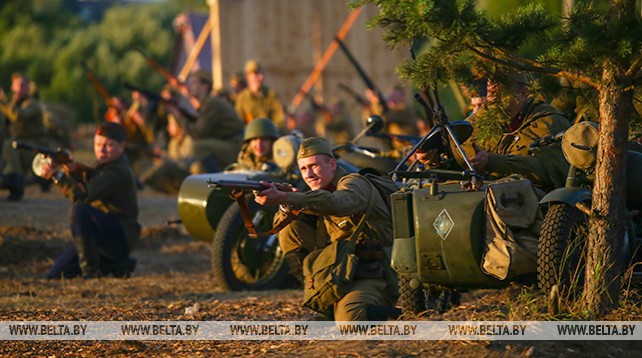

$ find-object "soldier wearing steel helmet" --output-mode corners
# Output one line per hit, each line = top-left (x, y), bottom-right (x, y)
(232, 117), (279, 171)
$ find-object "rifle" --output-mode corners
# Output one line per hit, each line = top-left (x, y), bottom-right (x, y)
(206, 179), (293, 192)
(82, 62), (117, 109)
(11, 140), (90, 181)
(205, 178), (298, 239)
(136, 48), (201, 113)
(12, 141), (73, 164)
(335, 38), (388, 113)
(135, 48), (190, 94)
(123, 82), (174, 105)
(136, 48), (180, 84)
(338, 82), (370, 108)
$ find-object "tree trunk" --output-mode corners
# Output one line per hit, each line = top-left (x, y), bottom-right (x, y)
(583, 61), (631, 315)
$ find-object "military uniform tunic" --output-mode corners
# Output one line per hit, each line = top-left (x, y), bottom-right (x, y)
(177, 93), (244, 170)
(57, 155), (141, 250)
(484, 101), (571, 192)
(3, 96), (49, 174)
(275, 167), (396, 321)
(234, 86), (286, 132)
(141, 134), (195, 194)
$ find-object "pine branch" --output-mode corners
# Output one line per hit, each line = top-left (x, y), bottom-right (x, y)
(467, 46), (600, 89)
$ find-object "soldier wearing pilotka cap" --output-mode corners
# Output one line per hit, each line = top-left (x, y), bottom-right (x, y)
(41, 122), (140, 279)
(234, 59), (287, 134)
(253, 137), (400, 321)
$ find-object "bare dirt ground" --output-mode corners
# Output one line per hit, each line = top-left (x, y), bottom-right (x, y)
(1, 184), (642, 356)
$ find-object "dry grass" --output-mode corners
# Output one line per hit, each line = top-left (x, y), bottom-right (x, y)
(1, 165), (642, 355)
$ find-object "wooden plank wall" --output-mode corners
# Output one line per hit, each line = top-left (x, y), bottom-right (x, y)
(217, 0), (408, 117)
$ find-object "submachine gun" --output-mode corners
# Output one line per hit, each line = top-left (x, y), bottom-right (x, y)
(205, 179), (300, 239)
(11, 140), (89, 181)
(12, 141), (73, 164)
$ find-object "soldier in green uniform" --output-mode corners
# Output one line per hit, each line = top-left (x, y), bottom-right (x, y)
(41, 122), (140, 279)
(140, 115), (195, 194)
(234, 60), (286, 134)
(417, 74), (571, 193)
(253, 137), (399, 321)
(231, 117), (279, 171)
(164, 70), (245, 173)
(314, 97), (356, 146)
(0, 73), (49, 200)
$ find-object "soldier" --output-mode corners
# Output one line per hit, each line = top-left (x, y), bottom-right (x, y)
(0, 73), (49, 200)
(164, 69), (245, 173)
(253, 137), (399, 321)
(139, 115), (195, 195)
(314, 97), (356, 146)
(416, 74), (571, 193)
(381, 86), (420, 156)
(41, 122), (140, 279)
(234, 60), (286, 134)
(231, 117), (279, 171)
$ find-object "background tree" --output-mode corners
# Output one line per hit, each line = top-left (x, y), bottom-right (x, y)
(356, 0), (642, 316)
(0, 0), (206, 124)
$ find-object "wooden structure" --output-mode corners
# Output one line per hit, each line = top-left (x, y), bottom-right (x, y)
(170, 0), (407, 116)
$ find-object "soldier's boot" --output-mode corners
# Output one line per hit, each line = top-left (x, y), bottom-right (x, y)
(76, 235), (101, 279)
(283, 248), (308, 284)
(111, 257), (137, 278)
(4, 173), (25, 201)
(365, 305), (402, 321)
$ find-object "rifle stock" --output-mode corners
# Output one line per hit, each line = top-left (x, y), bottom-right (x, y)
(136, 48), (176, 82)
(135, 48), (188, 93)
(82, 62), (114, 108)
(335, 38), (388, 113)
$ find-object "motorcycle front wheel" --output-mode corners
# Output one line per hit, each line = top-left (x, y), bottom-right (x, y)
(211, 200), (291, 291)
(537, 203), (588, 296)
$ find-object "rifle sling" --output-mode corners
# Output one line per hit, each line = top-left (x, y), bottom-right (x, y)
(231, 189), (300, 239)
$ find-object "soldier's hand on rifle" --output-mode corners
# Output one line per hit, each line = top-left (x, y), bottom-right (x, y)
(469, 143), (489, 171)
(253, 181), (296, 206)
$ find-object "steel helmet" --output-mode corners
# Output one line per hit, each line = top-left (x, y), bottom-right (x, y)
(244, 117), (279, 141)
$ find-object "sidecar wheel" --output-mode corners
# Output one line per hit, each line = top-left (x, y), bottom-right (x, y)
(211, 201), (290, 291)
(537, 203), (588, 295)
(398, 274), (424, 314)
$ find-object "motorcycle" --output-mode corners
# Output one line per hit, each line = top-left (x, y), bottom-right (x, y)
(178, 115), (403, 291)
(389, 92), (550, 313)
(536, 121), (642, 296)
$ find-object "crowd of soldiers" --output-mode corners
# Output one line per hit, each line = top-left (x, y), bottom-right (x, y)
(1, 60), (585, 321)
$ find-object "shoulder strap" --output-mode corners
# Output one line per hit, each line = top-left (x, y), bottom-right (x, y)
(347, 179), (377, 244)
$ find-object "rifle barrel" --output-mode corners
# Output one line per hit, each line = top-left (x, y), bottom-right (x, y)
(11, 141), (73, 163)
(206, 179), (291, 192)
(335, 38), (388, 113)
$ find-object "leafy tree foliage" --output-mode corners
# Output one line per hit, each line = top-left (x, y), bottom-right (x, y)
(0, 0), (204, 123)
